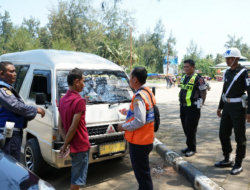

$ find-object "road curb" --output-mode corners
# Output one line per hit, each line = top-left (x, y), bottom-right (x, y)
(153, 138), (224, 190)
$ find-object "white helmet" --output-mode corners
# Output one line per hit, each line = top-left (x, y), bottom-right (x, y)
(224, 47), (241, 58)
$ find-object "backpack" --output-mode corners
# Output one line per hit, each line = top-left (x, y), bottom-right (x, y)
(141, 88), (160, 132)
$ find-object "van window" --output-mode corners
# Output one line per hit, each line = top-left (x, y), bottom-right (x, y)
(57, 70), (133, 104)
(13, 66), (29, 93)
(29, 70), (51, 102)
(12, 65), (20, 87)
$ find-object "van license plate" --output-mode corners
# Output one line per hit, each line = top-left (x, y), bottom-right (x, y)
(99, 141), (126, 156)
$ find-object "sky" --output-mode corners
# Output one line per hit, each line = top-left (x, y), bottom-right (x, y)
(1, 0), (250, 62)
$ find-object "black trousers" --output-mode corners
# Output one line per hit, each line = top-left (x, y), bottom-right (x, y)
(180, 106), (200, 151)
(1, 131), (23, 161)
(129, 143), (153, 190)
(220, 102), (246, 164)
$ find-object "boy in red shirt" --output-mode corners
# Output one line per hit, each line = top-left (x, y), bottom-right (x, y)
(58, 68), (90, 190)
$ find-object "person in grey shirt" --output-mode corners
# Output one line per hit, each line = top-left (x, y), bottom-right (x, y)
(118, 67), (155, 190)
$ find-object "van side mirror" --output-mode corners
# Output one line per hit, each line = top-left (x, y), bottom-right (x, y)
(0, 133), (6, 148)
(35, 93), (52, 109)
(35, 93), (46, 105)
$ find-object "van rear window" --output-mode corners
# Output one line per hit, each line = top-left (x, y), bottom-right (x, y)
(57, 70), (133, 104)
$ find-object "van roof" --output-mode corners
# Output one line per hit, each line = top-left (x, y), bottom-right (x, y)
(0, 49), (123, 71)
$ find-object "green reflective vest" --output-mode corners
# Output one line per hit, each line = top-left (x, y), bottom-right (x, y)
(180, 73), (198, 106)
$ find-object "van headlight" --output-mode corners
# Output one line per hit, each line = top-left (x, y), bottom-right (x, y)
(38, 179), (55, 190)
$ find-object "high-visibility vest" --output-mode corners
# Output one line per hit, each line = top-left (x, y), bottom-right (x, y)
(180, 74), (198, 106)
(124, 86), (156, 145)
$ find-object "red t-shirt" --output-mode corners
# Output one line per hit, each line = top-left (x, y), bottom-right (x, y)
(58, 90), (90, 153)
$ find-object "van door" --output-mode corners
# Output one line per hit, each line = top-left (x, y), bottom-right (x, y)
(25, 69), (53, 163)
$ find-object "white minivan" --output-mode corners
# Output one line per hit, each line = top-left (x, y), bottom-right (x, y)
(0, 49), (132, 176)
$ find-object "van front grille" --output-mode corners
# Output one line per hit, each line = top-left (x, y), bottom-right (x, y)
(87, 124), (125, 146)
(87, 124), (119, 136)
(53, 124), (123, 149)
(89, 135), (124, 146)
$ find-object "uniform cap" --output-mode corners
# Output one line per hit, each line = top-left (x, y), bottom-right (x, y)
(224, 48), (241, 58)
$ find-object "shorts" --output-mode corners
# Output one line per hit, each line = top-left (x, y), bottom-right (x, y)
(70, 150), (89, 186)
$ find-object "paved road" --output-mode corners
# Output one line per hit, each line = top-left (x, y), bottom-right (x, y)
(41, 82), (250, 190)
(153, 82), (250, 190)
(22, 82), (235, 190)
(33, 150), (193, 190)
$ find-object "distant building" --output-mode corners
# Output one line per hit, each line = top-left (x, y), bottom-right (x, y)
(211, 56), (250, 81)
(211, 56), (250, 70)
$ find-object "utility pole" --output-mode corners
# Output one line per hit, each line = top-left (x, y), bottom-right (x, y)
(166, 40), (173, 76)
(125, 23), (136, 71)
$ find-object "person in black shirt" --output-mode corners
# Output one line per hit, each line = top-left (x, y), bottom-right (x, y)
(179, 59), (207, 157)
(165, 76), (170, 88)
(215, 48), (250, 175)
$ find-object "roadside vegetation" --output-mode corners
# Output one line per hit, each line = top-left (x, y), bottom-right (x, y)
(1, 0), (250, 77)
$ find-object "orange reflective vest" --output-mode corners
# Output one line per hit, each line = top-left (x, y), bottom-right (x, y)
(124, 86), (156, 145)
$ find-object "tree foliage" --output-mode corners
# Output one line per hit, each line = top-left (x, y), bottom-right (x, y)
(22, 16), (40, 38)
(180, 40), (217, 78)
(214, 53), (224, 65)
(0, 0), (229, 77)
(6, 27), (40, 52)
(0, 0), (172, 73)
(183, 40), (203, 61)
(0, 10), (13, 52)
(51, 37), (75, 51)
(225, 34), (250, 60)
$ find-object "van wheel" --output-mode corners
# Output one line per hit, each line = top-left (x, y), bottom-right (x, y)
(24, 138), (48, 177)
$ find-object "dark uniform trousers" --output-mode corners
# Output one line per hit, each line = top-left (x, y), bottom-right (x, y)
(129, 142), (153, 190)
(1, 130), (23, 161)
(220, 102), (246, 164)
(180, 105), (200, 152)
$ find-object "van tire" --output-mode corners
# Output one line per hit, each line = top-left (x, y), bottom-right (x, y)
(24, 138), (48, 177)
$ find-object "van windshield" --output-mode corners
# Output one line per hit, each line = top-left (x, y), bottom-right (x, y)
(57, 70), (133, 104)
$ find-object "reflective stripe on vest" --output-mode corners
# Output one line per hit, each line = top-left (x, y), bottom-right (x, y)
(124, 86), (156, 145)
(180, 74), (198, 106)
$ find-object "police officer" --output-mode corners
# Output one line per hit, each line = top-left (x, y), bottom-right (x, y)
(118, 67), (156, 190)
(0, 61), (45, 161)
(215, 48), (250, 175)
(179, 59), (207, 157)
